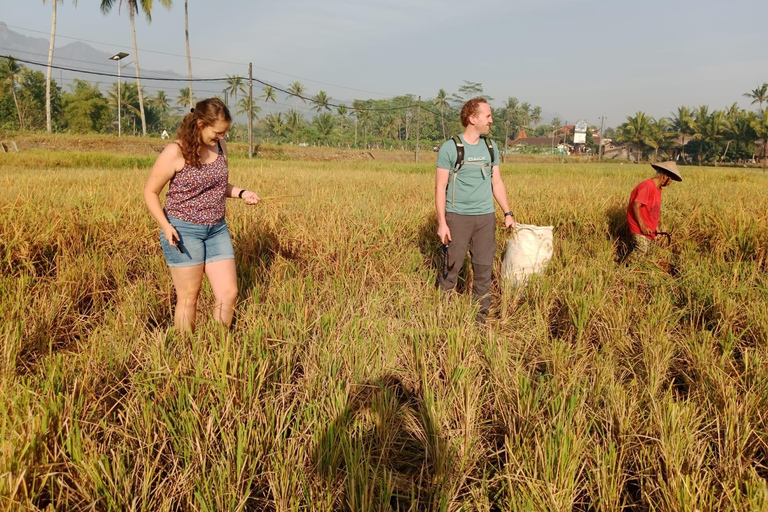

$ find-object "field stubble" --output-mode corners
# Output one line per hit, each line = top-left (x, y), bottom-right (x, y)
(1, 150), (768, 511)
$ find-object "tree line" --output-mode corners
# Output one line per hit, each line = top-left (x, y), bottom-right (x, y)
(613, 84), (768, 168)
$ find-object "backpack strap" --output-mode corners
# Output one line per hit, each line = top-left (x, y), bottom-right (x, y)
(480, 135), (495, 165)
(217, 140), (224, 156)
(451, 135), (464, 173)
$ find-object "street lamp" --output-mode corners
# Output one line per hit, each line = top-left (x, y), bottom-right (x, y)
(109, 52), (129, 137)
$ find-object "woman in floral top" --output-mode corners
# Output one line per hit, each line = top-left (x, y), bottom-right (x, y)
(144, 98), (259, 331)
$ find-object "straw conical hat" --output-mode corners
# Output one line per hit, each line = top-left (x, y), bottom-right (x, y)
(651, 161), (682, 181)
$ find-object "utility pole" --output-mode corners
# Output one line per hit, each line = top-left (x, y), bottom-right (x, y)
(415, 96), (421, 162)
(598, 116), (606, 161)
(248, 63), (253, 159)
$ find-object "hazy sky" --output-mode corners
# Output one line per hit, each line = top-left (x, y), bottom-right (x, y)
(3, 0), (767, 128)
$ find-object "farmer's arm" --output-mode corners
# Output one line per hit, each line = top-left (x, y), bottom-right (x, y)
(630, 201), (652, 235)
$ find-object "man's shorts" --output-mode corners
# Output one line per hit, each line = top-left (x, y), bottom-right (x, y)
(159, 216), (235, 268)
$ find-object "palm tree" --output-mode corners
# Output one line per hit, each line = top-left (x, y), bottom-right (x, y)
(264, 112), (285, 139)
(643, 118), (671, 162)
(699, 109), (727, 165)
(691, 105), (712, 166)
(743, 83), (768, 112)
(287, 81), (306, 109)
(717, 103), (743, 164)
(184, 0), (192, 100)
(313, 112), (335, 139)
(100, 0), (172, 136)
(751, 111), (768, 171)
(0, 57), (25, 129)
(312, 90), (331, 113)
(153, 90), (170, 118)
(433, 89), (449, 140)
(519, 102), (531, 129)
(44, 0), (77, 133)
(261, 85), (276, 115)
(531, 106), (542, 128)
(669, 106), (695, 162)
(618, 112), (653, 162)
(236, 96), (261, 122)
(500, 97), (520, 159)
(286, 109), (302, 142)
(108, 81), (142, 133)
(177, 87), (194, 109)
(262, 85), (276, 103)
(336, 104), (349, 131)
(223, 74), (245, 107)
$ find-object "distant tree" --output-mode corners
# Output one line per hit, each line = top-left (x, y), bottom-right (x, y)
(264, 112), (285, 139)
(313, 112), (335, 139)
(17, 68), (58, 131)
(100, 0), (173, 136)
(433, 88), (449, 140)
(669, 106), (695, 162)
(262, 85), (276, 103)
(531, 106), (542, 127)
(236, 95), (261, 126)
(223, 75), (245, 107)
(287, 81), (306, 109)
(261, 85), (277, 115)
(643, 118), (672, 162)
(62, 79), (110, 133)
(177, 87), (194, 110)
(285, 108), (302, 142)
(108, 81), (142, 134)
(312, 90), (331, 113)
(152, 90), (171, 113)
(751, 111), (768, 171)
(743, 83), (768, 112)
(451, 80), (491, 105)
(0, 57), (25, 129)
(223, 75), (246, 105)
(43, 0), (78, 133)
(183, 0), (192, 100)
(617, 112), (653, 162)
(499, 97), (521, 160)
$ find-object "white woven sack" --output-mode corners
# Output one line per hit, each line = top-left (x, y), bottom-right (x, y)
(501, 224), (554, 286)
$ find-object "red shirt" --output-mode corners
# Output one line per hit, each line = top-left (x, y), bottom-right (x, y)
(627, 178), (662, 239)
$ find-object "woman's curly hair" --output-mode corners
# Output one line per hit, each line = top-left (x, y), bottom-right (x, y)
(176, 98), (232, 168)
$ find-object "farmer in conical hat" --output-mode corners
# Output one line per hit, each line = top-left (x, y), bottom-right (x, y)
(625, 161), (682, 262)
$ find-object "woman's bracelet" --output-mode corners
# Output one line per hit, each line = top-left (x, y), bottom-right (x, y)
(238, 189), (246, 199)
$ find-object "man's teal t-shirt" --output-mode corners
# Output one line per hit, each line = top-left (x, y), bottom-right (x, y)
(437, 135), (499, 215)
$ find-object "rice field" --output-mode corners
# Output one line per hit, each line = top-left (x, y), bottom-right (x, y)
(1, 146), (768, 511)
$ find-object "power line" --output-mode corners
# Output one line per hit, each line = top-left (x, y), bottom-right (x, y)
(5, 22), (392, 97)
(3, 54), (456, 121)
(6, 55), (226, 81)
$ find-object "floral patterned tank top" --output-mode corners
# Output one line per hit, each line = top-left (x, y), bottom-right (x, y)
(164, 141), (228, 225)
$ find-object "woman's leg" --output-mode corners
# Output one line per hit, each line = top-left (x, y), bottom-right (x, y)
(169, 264), (205, 331)
(204, 258), (238, 327)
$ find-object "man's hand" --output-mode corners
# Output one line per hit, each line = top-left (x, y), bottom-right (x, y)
(437, 223), (451, 244)
(504, 215), (516, 229)
(640, 223), (653, 236)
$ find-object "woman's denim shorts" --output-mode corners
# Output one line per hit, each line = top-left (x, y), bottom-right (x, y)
(160, 216), (235, 267)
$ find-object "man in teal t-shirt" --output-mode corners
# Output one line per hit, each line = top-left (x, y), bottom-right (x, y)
(435, 98), (515, 323)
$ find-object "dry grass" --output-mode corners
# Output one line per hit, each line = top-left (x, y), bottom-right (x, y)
(1, 148), (768, 511)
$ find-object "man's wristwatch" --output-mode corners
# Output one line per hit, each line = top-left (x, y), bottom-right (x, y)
(504, 211), (514, 218)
